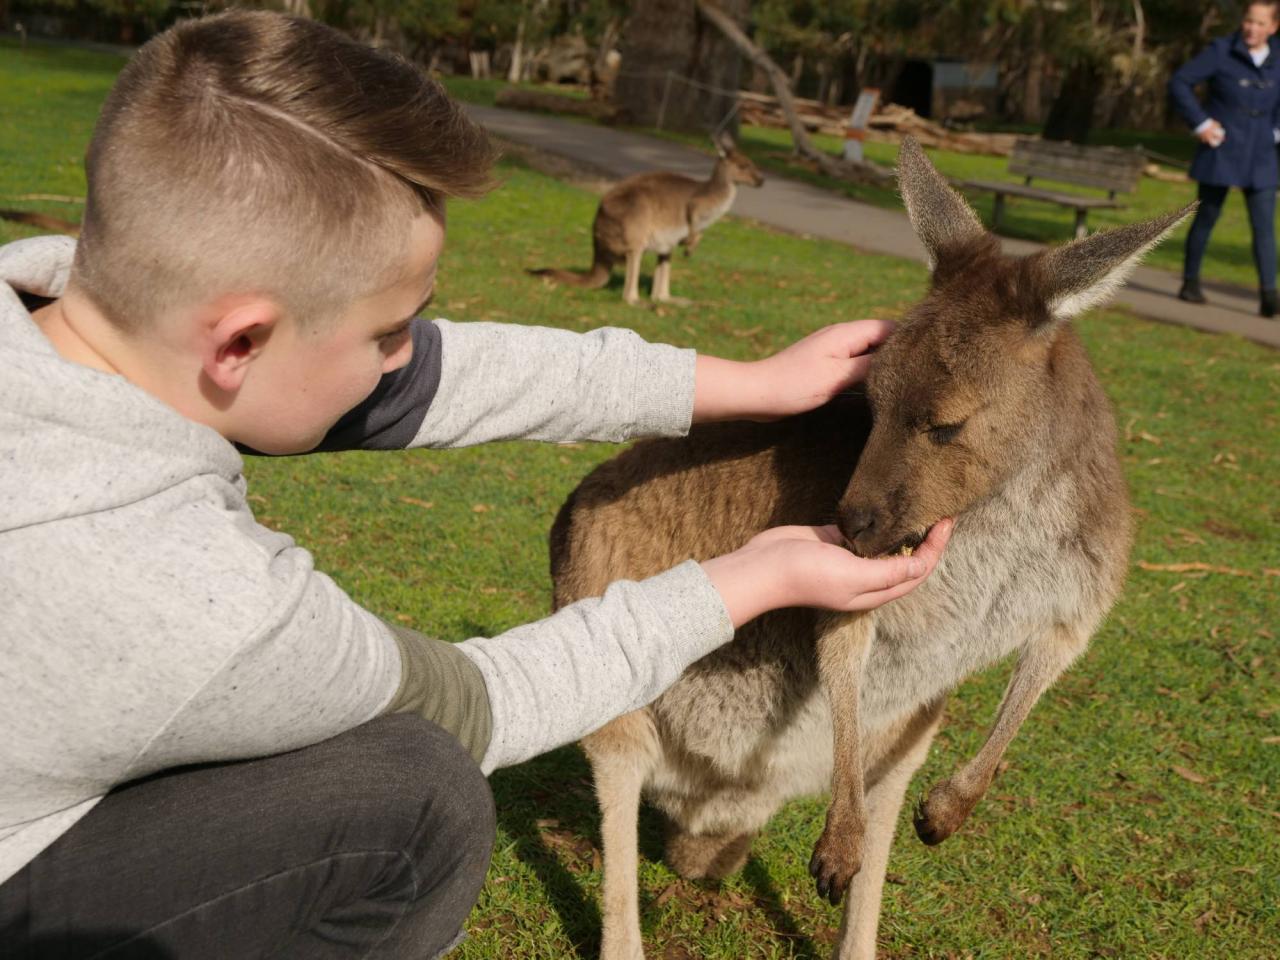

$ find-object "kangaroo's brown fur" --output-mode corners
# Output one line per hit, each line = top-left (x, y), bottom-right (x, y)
(528, 132), (763, 305)
(549, 138), (1192, 959)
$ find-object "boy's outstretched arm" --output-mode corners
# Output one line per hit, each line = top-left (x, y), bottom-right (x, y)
(308, 318), (893, 454)
(386, 519), (951, 773)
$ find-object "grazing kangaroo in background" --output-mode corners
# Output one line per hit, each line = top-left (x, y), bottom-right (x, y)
(528, 131), (764, 305)
(550, 137), (1192, 960)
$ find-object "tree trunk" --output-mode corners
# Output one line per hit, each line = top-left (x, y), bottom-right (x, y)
(614, 0), (747, 134)
(693, 0), (892, 184)
(1043, 59), (1102, 143)
(508, 11), (527, 83)
(1023, 7), (1044, 124)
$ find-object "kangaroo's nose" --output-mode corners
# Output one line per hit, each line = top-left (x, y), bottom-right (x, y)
(840, 508), (876, 545)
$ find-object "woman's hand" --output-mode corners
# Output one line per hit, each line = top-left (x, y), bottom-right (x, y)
(1197, 119), (1226, 146)
(692, 319), (895, 424)
(701, 519), (954, 628)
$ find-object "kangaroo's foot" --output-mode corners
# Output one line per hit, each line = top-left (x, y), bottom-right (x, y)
(809, 817), (864, 905)
(664, 826), (755, 880)
(913, 777), (980, 846)
(600, 936), (646, 960)
(653, 294), (693, 307)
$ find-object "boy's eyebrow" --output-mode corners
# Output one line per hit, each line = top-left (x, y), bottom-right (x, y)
(377, 291), (435, 336)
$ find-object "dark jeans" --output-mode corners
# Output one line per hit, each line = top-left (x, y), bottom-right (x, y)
(1183, 181), (1278, 290)
(0, 715), (495, 960)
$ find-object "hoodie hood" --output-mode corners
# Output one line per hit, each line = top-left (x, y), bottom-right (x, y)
(0, 236), (243, 533)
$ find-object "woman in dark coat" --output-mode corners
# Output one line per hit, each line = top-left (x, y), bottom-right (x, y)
(1169, 0), (1280, 317)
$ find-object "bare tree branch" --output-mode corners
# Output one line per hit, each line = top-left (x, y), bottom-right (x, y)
(693, 0), (893, 186)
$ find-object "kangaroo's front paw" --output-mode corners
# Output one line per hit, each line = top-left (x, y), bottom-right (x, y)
(913, 779), (975, 846)
(808, 826), (863, 905)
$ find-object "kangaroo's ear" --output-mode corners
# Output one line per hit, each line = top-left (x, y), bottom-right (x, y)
(1032, 203), (1196, 325)
(713, 131), (733, 157)
(897, 136), (985, 271)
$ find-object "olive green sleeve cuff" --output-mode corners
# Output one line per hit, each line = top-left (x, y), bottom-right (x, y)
(380, 621), (493, 767)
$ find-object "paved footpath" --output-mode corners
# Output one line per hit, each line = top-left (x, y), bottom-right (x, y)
(466, 104), (1280, 349)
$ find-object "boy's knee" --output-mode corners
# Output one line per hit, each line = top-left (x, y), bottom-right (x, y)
(344, 714), (495, 856)
(344, 716), (494, 956)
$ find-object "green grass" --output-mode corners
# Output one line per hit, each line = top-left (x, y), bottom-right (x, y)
(5, 41), (1279, 959)
(440, 74), (590, 108)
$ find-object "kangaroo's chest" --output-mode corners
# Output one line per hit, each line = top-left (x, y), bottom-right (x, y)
(646, 193), (736, 253)
(650, 473), (1109, 778)
(692, 193), (735, 231)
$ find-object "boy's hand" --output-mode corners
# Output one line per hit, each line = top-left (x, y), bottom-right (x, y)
(701, 519), (953, 629)
(692, 320), (894, 424)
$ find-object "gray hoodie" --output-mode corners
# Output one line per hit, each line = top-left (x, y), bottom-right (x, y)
(0, 235), (733, 886)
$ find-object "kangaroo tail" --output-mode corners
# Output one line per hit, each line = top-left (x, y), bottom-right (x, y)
(526, 261), (610, 289)
(0, 209), (80, 234)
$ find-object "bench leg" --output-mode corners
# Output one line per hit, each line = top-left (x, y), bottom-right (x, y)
(993, 193), (1006, 232)
(1074, 209), (1088, 240)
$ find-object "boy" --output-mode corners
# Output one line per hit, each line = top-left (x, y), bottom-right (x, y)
(0, 11), (950, 959)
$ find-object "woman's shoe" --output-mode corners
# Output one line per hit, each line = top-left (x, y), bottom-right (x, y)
(1261, 289), (1278, 318)
(1177, 279), (1207, 303)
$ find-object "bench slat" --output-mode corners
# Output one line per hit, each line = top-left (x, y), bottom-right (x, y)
(960, 180), (1122, 209)
(1008, 138), (1144, 192)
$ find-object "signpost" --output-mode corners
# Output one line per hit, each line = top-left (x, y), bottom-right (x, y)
(844, 88), (881, 163)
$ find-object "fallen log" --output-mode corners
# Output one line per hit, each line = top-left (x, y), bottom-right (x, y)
(494, 86), (622, 124)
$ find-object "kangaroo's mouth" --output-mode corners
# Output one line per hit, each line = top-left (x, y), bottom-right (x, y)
(887, 526), (931, 558)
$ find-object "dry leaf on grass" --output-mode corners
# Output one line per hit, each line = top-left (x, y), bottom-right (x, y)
(1171, 765), (1209, 784)
(652, 882), (681, 909)
(398, 497), (434, 509)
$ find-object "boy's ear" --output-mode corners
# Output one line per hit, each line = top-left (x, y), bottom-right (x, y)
(199, 298), (282, 395)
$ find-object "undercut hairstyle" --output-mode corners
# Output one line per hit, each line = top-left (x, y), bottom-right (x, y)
(72, 10), (497, 332)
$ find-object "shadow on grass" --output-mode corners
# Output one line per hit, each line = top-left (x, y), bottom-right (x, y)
(491, 745), (827, 958)
(490, 745), (603, 954)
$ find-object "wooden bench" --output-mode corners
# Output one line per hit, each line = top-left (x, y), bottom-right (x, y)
(960, 138), (1146, 239)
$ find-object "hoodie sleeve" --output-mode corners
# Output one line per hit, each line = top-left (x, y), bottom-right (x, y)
(86, 483), (729, 781)
(108, 502), (407, 779)
(412, 320), (696, 448)
(302, 318), (696, 453)
(1169, 41), (1220, 130)
(383, 560), (733, 774)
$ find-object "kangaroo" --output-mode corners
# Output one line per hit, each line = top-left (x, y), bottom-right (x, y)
(528, 131), (764, 305)
(549, 137), (1192, 960)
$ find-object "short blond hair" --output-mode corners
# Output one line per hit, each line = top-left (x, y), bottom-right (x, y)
(72, 10), (497, 331)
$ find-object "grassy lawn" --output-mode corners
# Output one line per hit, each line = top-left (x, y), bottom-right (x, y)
(5, 40), (1279, 959)
(438, 75), (1274, 292)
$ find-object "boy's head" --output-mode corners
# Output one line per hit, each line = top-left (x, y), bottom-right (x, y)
(63, 10), (496, 453)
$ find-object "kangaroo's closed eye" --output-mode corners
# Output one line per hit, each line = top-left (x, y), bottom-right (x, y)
(927, 423), (964, 445)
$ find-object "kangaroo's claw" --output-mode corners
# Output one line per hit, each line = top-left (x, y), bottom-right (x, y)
(808, 827), (862, 906)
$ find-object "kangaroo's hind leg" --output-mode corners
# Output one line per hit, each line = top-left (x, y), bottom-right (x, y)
(584, 710), (660, 960)
(622, 250), (643, 306)
(833, 698), (945, 960)
(809, 614), (874, 905)
(915, 621), (1089, 845)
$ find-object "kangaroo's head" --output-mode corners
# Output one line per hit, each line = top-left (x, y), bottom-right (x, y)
(713, 131), (765, 187)
(838, 137), (1192, 558)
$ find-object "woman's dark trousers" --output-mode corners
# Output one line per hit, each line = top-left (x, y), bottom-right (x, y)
(1183, 181), (1278, 290)
(0, 715), (495, 959)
